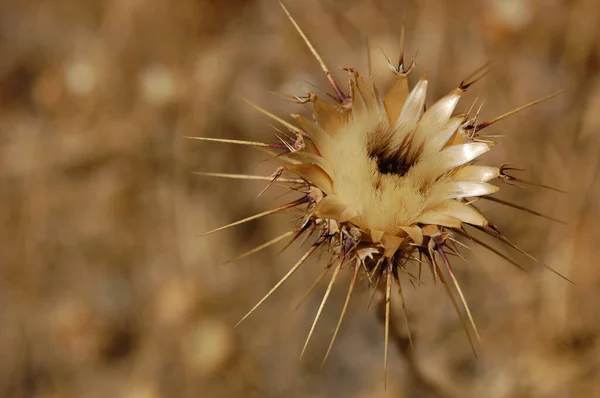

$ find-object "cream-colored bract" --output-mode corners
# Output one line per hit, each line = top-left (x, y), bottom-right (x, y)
(193, 1), (569, 388)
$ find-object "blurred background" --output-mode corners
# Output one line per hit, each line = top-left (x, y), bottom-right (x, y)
(1, 0), (599, 397)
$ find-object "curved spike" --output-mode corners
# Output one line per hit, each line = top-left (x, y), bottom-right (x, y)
(186, 136), (275, 147)
(235, 235), (325, 327)
(224, 231), (294, 264)
(453, 229), (526, 272)
(383, 260), (393, 389)
(368, 265), (384, 310)
(475, 90), (565, 132)
(499, 166), (566, 193)
(434, 239), (481, 343)
(192, 171), (301, 184)
(483, 196), (567, 224)
(279, 1), (346, 102)
(300, 256), (344, 359)
(321, 262), (360, 367)
(475, 226), (573, 284)
(240, 97), (303, 134)
(200, 198), (306, 237)
(293, 266), (330, 313)
(396, 274), (414, 352)
(431, 256), (478, 356)
(459, 62), (491, 91)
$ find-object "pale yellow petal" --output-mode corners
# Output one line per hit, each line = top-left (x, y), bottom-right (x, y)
(395, 75), (428, 130)
(310, 93), (345, 137)
(287, 151), (334, 177)
(426, 116), (464, 152)
(313, 194), (347, 219)
(283, 164), (334, 194)
(415, 88), (462, 144)
(355, 71), (376, 111)
(417, 213), (462, 228)
(452, 165), (500, 183)
(439, 181), (499, 199)
(382, 234), (404, 257)
(398, 225), (423, 245)
(291, 114), (332, 158)
(371, 229), (385, 243)
(427, 200), (488, 226)
(350, 78), (367, 121)
(437, 142), (491, 173)
(383, 74), (409, 124)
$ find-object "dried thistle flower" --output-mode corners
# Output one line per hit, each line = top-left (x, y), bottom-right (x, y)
(193, 2), (569, 384)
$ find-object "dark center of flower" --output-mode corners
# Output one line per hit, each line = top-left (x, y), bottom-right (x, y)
(367, 124), (423, 178)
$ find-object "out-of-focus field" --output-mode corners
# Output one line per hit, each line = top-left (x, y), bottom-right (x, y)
(1, 0), (600, 397)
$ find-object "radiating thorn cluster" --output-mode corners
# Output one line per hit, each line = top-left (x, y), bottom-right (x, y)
(193, 1), (570, 387)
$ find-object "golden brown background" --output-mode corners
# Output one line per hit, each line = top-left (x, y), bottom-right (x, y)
(1, 0), (600, 397)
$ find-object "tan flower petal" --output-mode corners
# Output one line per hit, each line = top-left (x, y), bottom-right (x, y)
(439, 181), (499, 199)
(284, 163), (334, 194)
(415, 88), (462, 143)
(426, 200), (488, 226)
(395, 75), (428, 130)
(310, 93), (345, 137)
(452, 165), (500, 183)
(370, 229), (385, 243)
(437, 142), (491, 173)
(382, 234), (404, 257)
(292, 114), (332, 158)
(354, 71), (377, 111)
(398, 225), (424, 245)
(384, 74), (409, 125)
(313, 194), (347, 219)
(350, 78), (368, 121)
(426, 116), (465, 152)
(287, 151), (334, 177)
(417, 213), (462, 228)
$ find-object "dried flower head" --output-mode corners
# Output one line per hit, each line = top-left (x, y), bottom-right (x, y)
(193, 2), (568, 383)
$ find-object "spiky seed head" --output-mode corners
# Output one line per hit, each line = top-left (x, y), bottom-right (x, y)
(195, 2), (569, 384)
